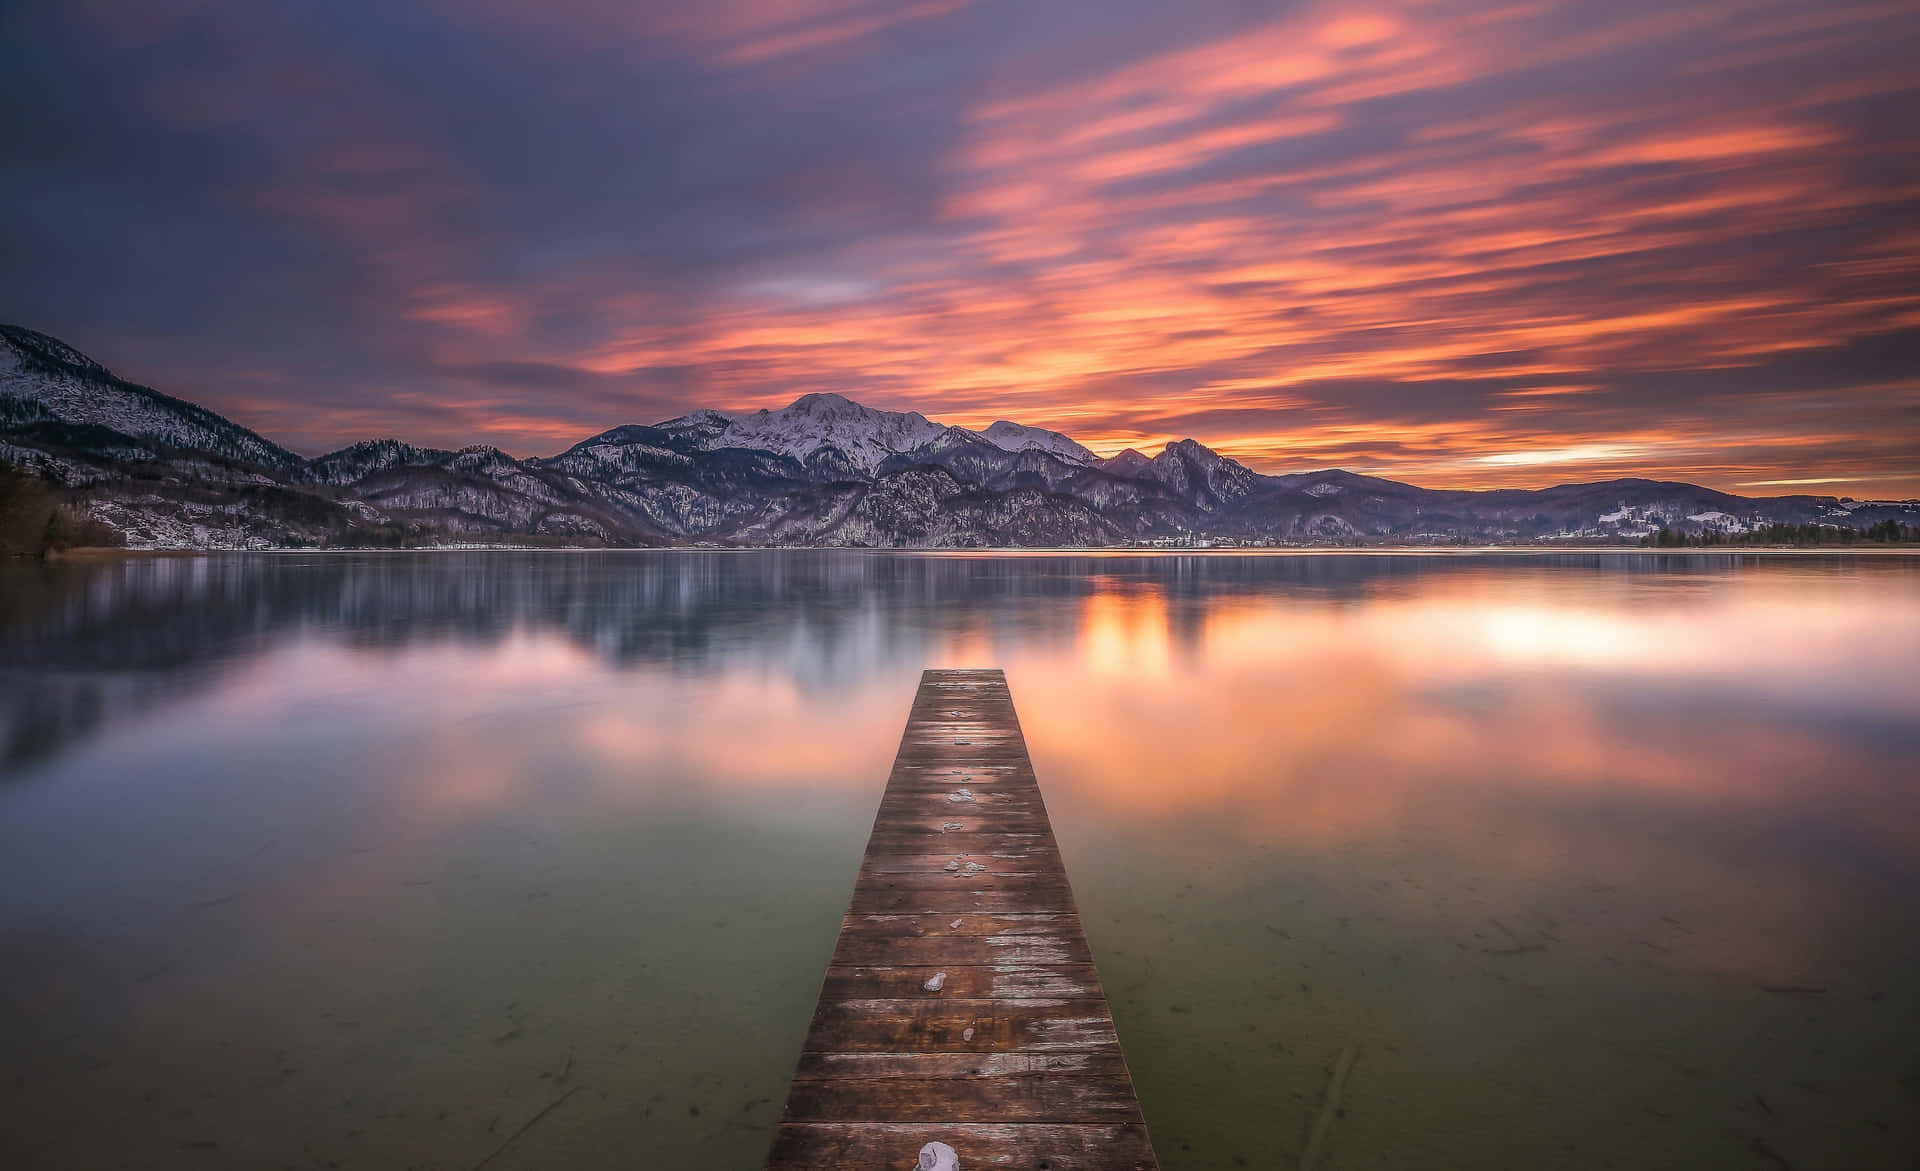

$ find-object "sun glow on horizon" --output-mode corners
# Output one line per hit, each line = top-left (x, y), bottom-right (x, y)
(6, 0), (1918, 494)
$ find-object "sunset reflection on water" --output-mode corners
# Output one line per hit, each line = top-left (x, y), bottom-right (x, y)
(1, 552), (1915, 1169)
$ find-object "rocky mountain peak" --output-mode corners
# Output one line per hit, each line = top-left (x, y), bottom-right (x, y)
(980, 420), (1098, 464)
(1099, 448), (1156, 479)
(681, 392), (950, 474)
(1, 323), (114, 377)
(8, 322), (1918, 551)
(1150, 438), (1258, 505)
(1, 322), (296, 469)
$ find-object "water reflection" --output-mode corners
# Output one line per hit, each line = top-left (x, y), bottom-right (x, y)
(10, 551), (1913, 768)
(1, 551), (1916, 1169)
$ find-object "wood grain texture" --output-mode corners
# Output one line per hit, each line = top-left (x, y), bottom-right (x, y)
(768, 1123), (1158, 1171)
(767, 668), (1159, 1169)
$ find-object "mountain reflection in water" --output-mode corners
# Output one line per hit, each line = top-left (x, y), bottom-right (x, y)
(1, 551), (1916, 1170)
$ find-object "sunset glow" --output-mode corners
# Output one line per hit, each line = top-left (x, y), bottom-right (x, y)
(3, 0), (1916, 493)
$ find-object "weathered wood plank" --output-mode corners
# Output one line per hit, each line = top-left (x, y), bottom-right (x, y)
(791, 1050), (1133, 1080)
(817, 964), (1108, 1001)
(867, 816), (1056, 836)
(861, 829), (1051, 847)
(829, 929), (1092, 967)
(836, 913), (1084, 939)
(855, 866), (1065, 886)
(857, 845), (1067, 867)
(767, 668), (1158, 1169)
(872, 796), (1044, 812)
(800, 998), (1123, 1055)
(782, 1074), (1146, 1123)
(845, 888), (1079, 918)
(767, 1123), (1159, 1171)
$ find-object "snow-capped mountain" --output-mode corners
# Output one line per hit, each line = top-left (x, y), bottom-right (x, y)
(1, 324), (296, 469)
(661, 392), (950, 475)
(979, 420), (1097, 465)
(651, 393), (1101, 475)
(3, 322), (1916, 551)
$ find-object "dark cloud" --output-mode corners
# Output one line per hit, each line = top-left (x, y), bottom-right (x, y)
(1, 0), (1916, 493)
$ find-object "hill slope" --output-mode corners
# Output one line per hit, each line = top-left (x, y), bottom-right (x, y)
(2, 323), (1914, 550)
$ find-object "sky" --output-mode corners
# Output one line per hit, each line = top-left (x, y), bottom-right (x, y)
(2, 0), (1917, 495)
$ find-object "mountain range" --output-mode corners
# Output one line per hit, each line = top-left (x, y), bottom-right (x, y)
(2, 322), (1914, 550)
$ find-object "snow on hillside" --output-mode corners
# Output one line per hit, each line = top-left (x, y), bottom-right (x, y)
(0, 324), (294, 467)
(662, 392), (948, 474)
(1099, 449), (1156, 479)
(653, 393), (1098, 474)
(1687, 510), (1749, 534)
(304, 438), (450, 485)
(978, 420), (1097, 464)
(10, 321), (1920, 551)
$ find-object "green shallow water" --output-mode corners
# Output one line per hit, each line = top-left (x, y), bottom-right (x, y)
(1, 551), (1916, 1169)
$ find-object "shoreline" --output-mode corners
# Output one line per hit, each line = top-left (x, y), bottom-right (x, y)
(37, 543), (1920, 559)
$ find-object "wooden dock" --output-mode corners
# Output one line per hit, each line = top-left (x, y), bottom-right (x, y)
(766, 669), (1159, 1170)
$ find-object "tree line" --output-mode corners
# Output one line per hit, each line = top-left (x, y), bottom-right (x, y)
(0, 465), (123, 555)
(1642, 520), (1915, 547)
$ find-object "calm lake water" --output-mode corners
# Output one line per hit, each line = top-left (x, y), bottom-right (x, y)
(2, 551), (1917, 1170)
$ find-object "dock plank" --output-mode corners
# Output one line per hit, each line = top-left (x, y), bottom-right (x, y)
(768, 1123), (1158, 1171)
(767, 668), (1158, 1169)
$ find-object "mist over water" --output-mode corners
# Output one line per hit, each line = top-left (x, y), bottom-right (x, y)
(2, 551), (1916, 1169)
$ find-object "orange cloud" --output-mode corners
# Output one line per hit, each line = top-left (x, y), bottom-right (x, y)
(173, 0), (1917, 495)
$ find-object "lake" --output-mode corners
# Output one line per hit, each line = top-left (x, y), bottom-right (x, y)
(2, 550), (1916, 1170)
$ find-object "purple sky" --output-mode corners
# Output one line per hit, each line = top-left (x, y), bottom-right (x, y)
(3, 0), (1917, 493)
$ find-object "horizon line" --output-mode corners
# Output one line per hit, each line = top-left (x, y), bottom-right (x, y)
(7, 321), (1913, 503)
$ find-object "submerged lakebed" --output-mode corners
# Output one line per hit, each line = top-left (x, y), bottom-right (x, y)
(1, 550), (1916, 1169)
